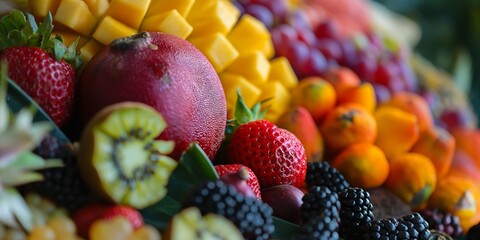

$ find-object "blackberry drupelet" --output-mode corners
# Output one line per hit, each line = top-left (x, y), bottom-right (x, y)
(299, 216), (340, 240)
(338, 187), (375, 239)
(31, 135), (91, 212)
(360, 213), (431, 240)
(399, 213), (431, 240)
(301, 186), (340, 223)
(305, 161), (350, 193)
(183, 180), (275, 240)
(419, 209), (462, 238)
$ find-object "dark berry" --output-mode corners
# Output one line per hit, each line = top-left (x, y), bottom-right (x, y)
(419, 209), (462, 238)
(300, 216), (340, 240)
(301, 186), (340, 224)
(305, 161), (350, 194)
(467, 222), (480, 240)
(338, 187), (375, 239)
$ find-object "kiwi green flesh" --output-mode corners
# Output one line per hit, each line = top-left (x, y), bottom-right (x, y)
(90, 105), (177, 209)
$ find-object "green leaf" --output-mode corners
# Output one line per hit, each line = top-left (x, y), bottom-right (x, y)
(272, 217), (302, 240)
(140, 143), (218, 231)
(6, 151), (62, 170)
(0, 188), (33, 231)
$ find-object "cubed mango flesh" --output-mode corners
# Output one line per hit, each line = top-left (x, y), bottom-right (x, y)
(29, 0), (61, 17)
(92, 16), (137, 45)
(187, 1), (239, 38)
(141, 10), (193, 39)
(54, 0), (97, 36)
(106, 0), (151, 29)
(225, 51), (271, 86)
(259, 81), (291, 122)
(83, 0), (110, 18)
(188, 33), (239, 72)
(268, 57), (299, 90)
(79, 39), (104, 63)
(261, 37), (275, 59)
(220, 73), (262, 118)
(146, 0), (195, 17)
(227, 15), (270, 55)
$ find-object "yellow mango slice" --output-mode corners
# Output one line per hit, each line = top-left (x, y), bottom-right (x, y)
(141, 10), (193, 39)
(259, 82), (291, 122)
(187, 1), (239, 38)
(227, 15), (270, 56)
(188, 33), (239, 72)
(268, 57), (298, 90)
(54, 0), (97, 36)
(29, 0), (61, 17)
(146, 0), (195, 17)
(80, 39), (104, 63)
(219, 73), (262, 119)
(225, 51), (271, 86)
(261, 37), (275, 59)
(83, 0), (110, 18)
(106, 0), (151, 29)
(93, 16), (137, 45)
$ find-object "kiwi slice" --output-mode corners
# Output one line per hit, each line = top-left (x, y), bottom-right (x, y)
(77, 102), (177, 209)
(164, 207), (244, 240)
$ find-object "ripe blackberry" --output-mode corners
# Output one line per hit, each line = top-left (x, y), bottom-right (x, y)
(467, 222), (480, 240)
(299, 216), (340, 240)
(305, 161), (350, 193)
(419, 209), (462, 238)
(301, 186), (340, 223)
(338, 187), (375, 239)
(183, 180), (274, 240)
(360, 213), (431, 240)
(30, 135), (91, 212)
(398, 213), (431, 240)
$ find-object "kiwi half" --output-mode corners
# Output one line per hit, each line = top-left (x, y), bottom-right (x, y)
(77, 102), (177, 209)
(164, 207), (244, 240)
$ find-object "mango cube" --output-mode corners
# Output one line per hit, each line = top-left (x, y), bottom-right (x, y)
(29, 0), (61, 17)
(268, 57), (298, 90)
(187, 1), (240, 38)
(259, 82), (291, 122)
(227, 15), (270, 55)
(146, 0), (195, 17)
(261, 37), (275, 59)
(106, 0), (151, 29)
(188, 33), (239, 72)
(80, 39), (104, 63)
(141, 10), (193, 39)
(93, 16), (137, 45)
(83, 0), (110, 18)
(225, 51), (271, 86)
(54, 0), (97, 36)
(219, 73), (262, 118)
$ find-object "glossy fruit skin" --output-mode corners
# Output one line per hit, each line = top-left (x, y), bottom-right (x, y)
(102, 205), (144, 229)
(0, 46), (75, 127)
(78, 32), (226, 160)
(227, 119), (307, 188)
(215, 164), (262, 200)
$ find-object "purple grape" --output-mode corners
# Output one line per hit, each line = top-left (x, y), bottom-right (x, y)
(371, 83), (391, 104)
(284, 40), (310, 69)
(244, 4), (274, 29)
(316, 39), (342, 61)
(298, 48), (328, 78)
(255, 0), (289, 23)
(314, 20), (341, 40)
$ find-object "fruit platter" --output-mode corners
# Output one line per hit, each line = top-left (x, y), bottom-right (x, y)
(0, 0), (480, 239)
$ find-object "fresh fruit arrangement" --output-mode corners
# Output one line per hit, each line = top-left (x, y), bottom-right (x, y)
(1, 0), (480, 239)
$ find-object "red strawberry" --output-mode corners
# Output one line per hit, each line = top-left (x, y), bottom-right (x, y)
(0, 10), (81, 127)
(73, 204), (144, 238)
(224, 91), (307, 188)
(215, 164), (262, 200)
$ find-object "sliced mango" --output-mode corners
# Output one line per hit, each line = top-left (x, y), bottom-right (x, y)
(54, 0), (97, 36)
(83, 0), (110, 18)
(187, 0), (239, 38)
(92, 16), (137, 45)
(141, 10), (193, 39)
(146, 0), (195, 17)
(227, 15), (270, 56)
(29, 0), (61, 17)
(261, 36), (275, 59)
(259, 81), (291, 122)
(106, 0), (151, 29)
(79, 39), (104, 64)
(225, 51), (271, 86)
(268, 57), (298, 90)
(219, 73), (262, 118)
(188, 33), (239, 72)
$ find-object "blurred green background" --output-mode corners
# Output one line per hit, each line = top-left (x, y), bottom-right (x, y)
(374, 0), (480, 123)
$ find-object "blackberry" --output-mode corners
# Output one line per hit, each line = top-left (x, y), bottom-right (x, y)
(30, 135), (91, 212)
(301, 186), (340, 223)
(299, 216), (340, 240)
(183, 180), (274, 240)
(467, 221), (480, 240)
(305, 161), (350, 193)
(419, 209), (462, 238)
(338, 187), (375, 239)
(360, 213), (431, 240)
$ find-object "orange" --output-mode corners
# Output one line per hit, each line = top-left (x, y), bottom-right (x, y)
(291, 77), (336, 123)
(332, 143), (389, 188)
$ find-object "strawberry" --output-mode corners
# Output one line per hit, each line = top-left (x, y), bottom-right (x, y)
(224, 91), (307, 188)
(215, 164), (263, 200)
(0, 10), (82, 127)
(73, 203), (144, 238)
